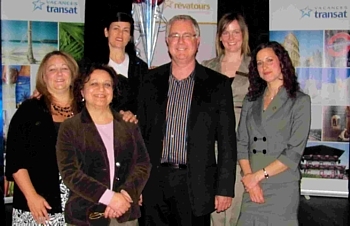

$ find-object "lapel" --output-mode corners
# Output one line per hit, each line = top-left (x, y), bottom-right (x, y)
(80, 108), (110, 184)
(187, 62), (210, 135)
(237, 55), (250, 75)
(111, 110), (124, 160)
(210, 56), (222, 72)
(252, 95), (266, 136)
(263, 87), (288, 122)
(127, 55), (136, 81)
(153, 64), (171, 133)
(80, 107), (124, 185)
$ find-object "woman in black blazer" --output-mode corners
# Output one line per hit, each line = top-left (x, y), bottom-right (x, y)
(101, 12), (148, 114)
(5, 51), (79, 225)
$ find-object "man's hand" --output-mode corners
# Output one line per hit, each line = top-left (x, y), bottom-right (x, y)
(214, 195), (232, 213)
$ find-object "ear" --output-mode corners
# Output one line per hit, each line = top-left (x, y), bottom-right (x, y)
(104, 28), (108, 38)
(80, 89), (84, 98)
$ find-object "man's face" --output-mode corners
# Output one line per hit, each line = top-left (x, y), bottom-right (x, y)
(166, 20), (200, 64)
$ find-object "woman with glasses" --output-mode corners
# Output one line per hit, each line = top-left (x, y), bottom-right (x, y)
(56, 62), (151, 226)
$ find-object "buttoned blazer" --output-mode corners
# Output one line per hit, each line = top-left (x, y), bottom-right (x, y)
(56, 107), (151, 225)
(138, 62), (237, 216)
(202, 55), (251, 127)
(237, 87), (311, 183)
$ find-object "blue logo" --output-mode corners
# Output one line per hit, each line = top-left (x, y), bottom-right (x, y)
(32, 0), (45, 11)
(300, 5), (348, 19)
(31, 0), (78, 14)
(300, 6), (313, 18)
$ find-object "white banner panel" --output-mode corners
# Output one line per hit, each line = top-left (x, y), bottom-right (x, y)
(270, 0), (350, 198)
(270, 0), (350, 30)
(162, 0), (217, 23)
(1, 0), (85, 23)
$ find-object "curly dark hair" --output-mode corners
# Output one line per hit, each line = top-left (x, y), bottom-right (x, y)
(247, 41), (300, 101)
(74, 59), (119, 112)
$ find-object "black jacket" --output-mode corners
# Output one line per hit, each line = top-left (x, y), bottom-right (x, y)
(5, 98), (62, 213)
(108, 55), (148, 114)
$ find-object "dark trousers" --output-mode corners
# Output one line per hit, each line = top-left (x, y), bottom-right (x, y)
(143, 168), (210, 226)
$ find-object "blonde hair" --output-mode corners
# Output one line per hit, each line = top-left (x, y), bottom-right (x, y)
(36, 50), (79, 110)
(216, 13), (250, 56)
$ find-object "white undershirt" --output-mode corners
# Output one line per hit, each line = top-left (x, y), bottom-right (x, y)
(108, 54), (129, 78)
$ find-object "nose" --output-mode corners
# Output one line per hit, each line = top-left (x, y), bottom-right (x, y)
(177, 36), (185, 43)
(98, 84), (105, 91)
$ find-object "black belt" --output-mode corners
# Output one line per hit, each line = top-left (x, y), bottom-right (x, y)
(160, 162), (187, 169)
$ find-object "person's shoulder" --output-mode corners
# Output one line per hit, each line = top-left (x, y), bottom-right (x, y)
(16, 98), (46, 114)
(60, 112), (82, 129)
(295, 91), (311, 103)
(133, 56), (148, 68)
(146, 63), (171, 79)
(199, 63), (228, 81)
(201, 56), (219, 67)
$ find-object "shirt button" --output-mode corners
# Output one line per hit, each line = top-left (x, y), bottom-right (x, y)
(116, 162), (120, 167)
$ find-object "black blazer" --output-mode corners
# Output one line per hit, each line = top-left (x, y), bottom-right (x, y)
(110, 55), (148, 114)
(138, 62), (237, 216)
(5, 98), (62, 213)
(56, 107), (151, 225)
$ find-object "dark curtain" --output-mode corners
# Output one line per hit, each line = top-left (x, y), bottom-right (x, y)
(83, 0), (133, 62)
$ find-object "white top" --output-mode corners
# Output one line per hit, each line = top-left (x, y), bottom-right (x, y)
(108, 54), (129, 78)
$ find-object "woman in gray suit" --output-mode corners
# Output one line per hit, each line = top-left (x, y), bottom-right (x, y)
(237, 41), (311, 226)
(202, 12), (250, 226)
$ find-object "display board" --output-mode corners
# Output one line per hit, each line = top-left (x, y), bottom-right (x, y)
(270, 0), (350, 198)
(1, 0), (86, 204)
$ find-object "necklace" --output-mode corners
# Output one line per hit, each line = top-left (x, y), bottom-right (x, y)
(265, 86), (282, 101)
(52, 103), (74, 118)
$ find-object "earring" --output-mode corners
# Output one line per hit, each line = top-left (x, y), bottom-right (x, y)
(82, 97), (85, 102)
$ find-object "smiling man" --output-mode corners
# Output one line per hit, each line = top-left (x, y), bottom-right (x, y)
(138, 15), (237, 226)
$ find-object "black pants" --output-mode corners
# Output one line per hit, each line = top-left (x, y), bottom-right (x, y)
(142, 168), (210, 226)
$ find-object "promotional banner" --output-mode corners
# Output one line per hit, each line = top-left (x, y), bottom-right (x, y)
(270, 0), (350, 198)
(132, 0), (217, 67)
(1, 0), (85, 204)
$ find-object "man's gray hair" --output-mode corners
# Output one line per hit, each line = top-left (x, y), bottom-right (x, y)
(165, 15), (200, 38)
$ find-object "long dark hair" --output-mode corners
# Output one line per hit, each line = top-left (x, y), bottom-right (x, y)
(103, 12), (136, 57)
(247, 41), (300, 101)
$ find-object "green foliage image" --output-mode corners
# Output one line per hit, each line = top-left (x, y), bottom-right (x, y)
(59, 22), (84, 61)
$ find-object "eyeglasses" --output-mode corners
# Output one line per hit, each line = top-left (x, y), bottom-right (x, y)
(89, 212), (104, 220)
(168, 33), (197, 42)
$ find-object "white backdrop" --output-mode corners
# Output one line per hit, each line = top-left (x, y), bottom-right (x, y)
(270, 0), (350, 198)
